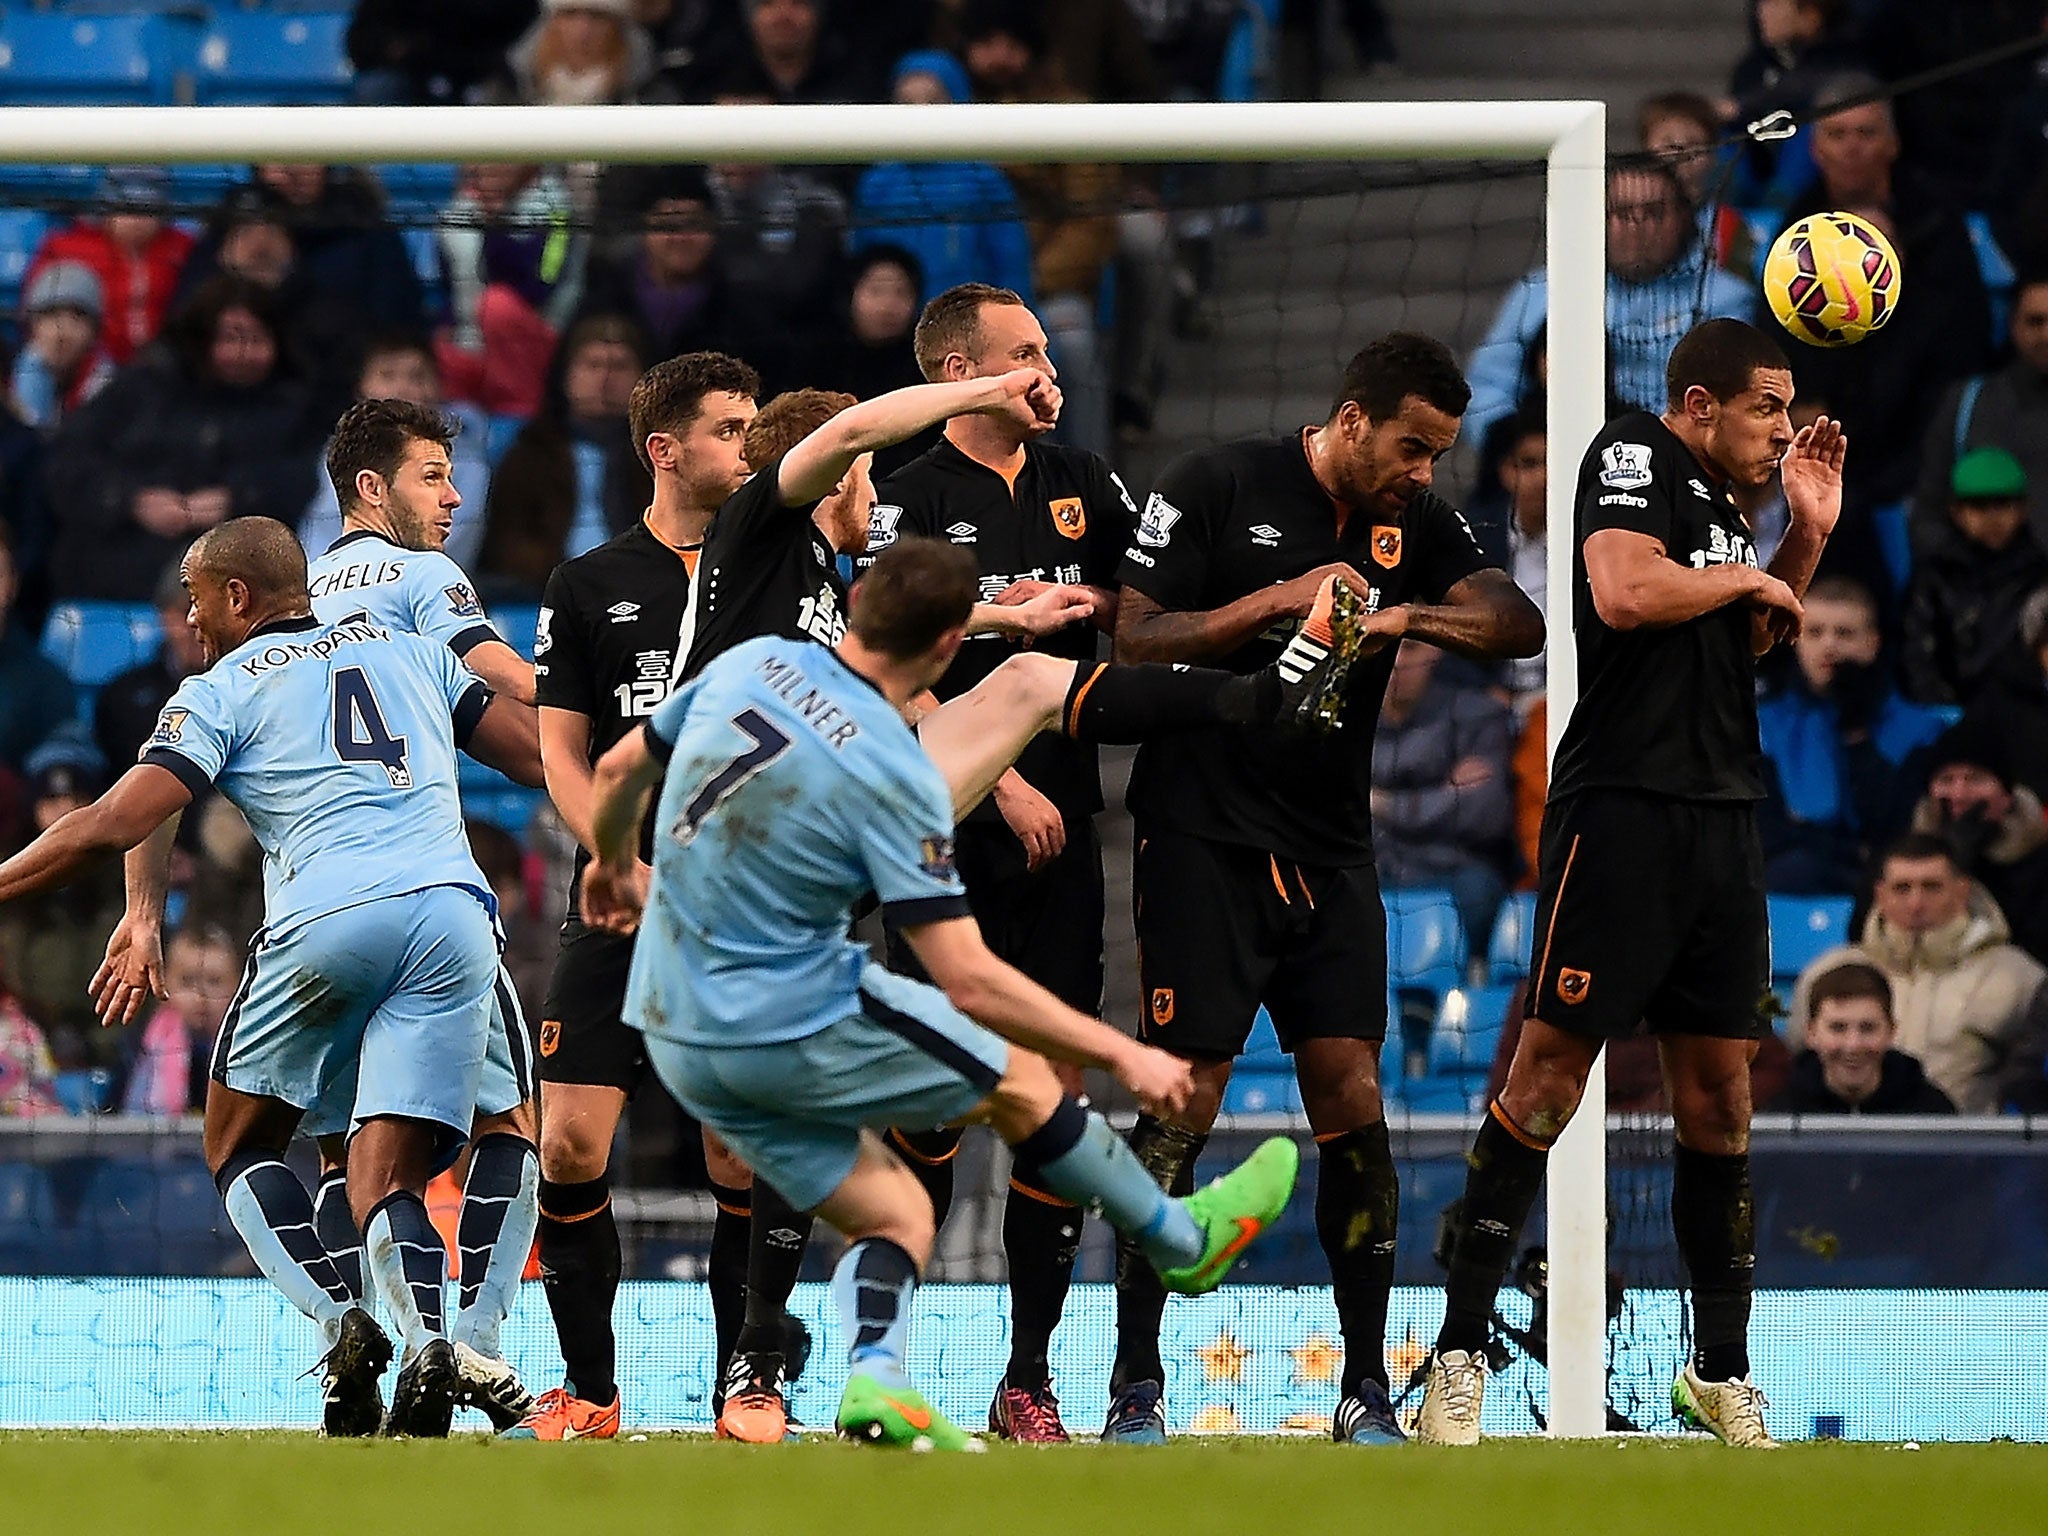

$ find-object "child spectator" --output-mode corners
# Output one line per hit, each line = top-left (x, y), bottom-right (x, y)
(1901, 447), (2048, 705)
(1758, 574), (1948, 892)
(120, 924), (240, 1116)
(1770, 960), (1956, 1115)
(11, 262), (114, 431)
(26, 166), (194, 366)
(851, 51), (1038, 304)
(1914, 273), (2048, 555)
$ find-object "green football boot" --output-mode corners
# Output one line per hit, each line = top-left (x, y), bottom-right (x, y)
(1157, 1136), (1300, 1295)
(836, 1374), (979, 1452)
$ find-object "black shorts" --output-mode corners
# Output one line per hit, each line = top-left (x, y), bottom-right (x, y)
(1132, 827), (1388, 1061)
(538, 921), (647, 1092)
(885, 818), (1106, 1015)
(1525, 790), (1770, 1041)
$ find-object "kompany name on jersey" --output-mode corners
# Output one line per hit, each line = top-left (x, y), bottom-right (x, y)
(232, 619), (392, 678)
(1598, 442), (1655, 491)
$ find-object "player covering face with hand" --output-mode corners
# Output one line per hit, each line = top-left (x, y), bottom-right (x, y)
(580, 537), (1311, 1449)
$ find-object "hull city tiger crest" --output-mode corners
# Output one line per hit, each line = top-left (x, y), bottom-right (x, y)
(1370, 526), (1402, 569)
(1557, 967), (1591, 1005)
(1150, 988), (1175, 1026)
(1049, 496), (1086, 540)
(539, 1019), (562, 1057)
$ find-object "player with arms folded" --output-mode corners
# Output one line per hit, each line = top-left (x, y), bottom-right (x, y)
(1416, 318), (1841, 1449)
(0, 518), (540, 1437)
(582, 537), (1301, 1450)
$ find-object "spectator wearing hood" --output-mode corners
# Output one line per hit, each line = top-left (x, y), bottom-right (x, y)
(821, 244), (933, 478)
(1901, 446), (2048, 706)
(46, 275), (321, 601)
(176, 167), (424, 337)
(850, 50), (1037, 303)
(479, 312), (652, 596)
(25, 167), (194, 367)
(1769, 960), (1956, 1115)
(1910, 721), (2048, 971)
(11, 262), (115, 431)
(1757, 574), (1949, 893)
(1465, 160), (1755, 449)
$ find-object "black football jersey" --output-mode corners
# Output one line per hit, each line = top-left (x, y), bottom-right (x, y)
(1117, 431), (1493, 866)
(680, 454), (846, 681)
(1549, 411), (1766, 804)
(534, 518), (698, 919)
(867, 437), (1137, 821)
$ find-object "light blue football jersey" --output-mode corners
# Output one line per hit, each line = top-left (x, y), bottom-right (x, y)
(142, 616), (494, 935)
(624, 635), (969, 1048)
(306, 530), (501, 658)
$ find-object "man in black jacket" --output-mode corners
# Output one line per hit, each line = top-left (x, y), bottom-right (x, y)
(1770, 960), (1956, 1114)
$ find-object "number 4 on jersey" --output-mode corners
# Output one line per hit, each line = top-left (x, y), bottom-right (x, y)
(672, 708), (791, 845)
(331, 666), (412, 788)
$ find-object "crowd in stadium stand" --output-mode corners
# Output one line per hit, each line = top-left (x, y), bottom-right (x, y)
(7, 0), (2048, 1126)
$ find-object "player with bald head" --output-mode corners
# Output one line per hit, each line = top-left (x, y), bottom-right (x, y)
(0, 516), (539, 1438)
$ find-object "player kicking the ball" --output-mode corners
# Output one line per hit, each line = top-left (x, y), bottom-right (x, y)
(582, 537), (1303, 1448)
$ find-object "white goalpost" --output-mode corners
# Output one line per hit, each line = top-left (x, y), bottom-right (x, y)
(0, 99), (1608, 1436)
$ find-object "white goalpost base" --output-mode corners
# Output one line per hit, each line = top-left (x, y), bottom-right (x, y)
(0, 98), (1608, 1435)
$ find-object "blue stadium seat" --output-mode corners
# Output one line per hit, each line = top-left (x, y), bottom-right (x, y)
(0, 209), (50, 314)
(1242, 1007), (1284, 1069)
(1221, 1068), (1300, 1117)
(195, 11), (352, 105)
(1395, 1076), (1482, 1115)
(1427, 984), (1515, 1077)
(494, 606), (541, 661)
(1486, 890), (1538, 984)
(40, 601), (163, 689)
(462, 784), (545, 839)
(379, 163), (460, 212)
(1768, 894), (1854, 985)
(1385, 887), (1466, 995)
(0, 13), (196, 105)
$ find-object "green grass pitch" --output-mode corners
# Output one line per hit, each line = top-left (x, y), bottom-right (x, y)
(3, 1434), (2041, 1536)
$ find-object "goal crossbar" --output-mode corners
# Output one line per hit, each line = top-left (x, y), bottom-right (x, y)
(0, 98), (1609, 1437)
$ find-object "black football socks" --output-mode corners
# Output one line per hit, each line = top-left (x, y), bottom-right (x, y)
(1315, 1122), (1401, 1396)
(1672, 1142), (1756, 1382)
(537, 1173), (621, 1406)
(1437, 1102), (1552, 1357)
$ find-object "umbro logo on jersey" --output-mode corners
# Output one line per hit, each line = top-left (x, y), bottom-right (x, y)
(946, 521), (977, 543)
(606, 601), (641, 623)
(1250, 524), (1282, 546)
(1688, 478), (1713, 499)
